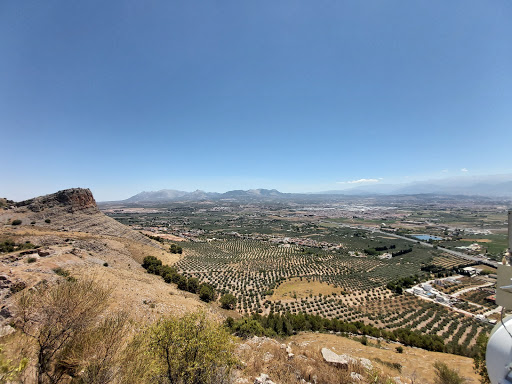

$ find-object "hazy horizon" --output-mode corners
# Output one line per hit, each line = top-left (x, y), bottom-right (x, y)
(3, 172), (512, 202)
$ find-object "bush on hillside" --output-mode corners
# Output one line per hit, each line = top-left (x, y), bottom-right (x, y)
(199, 283), (216, 303)
(220, 294), (237, 310)
(433, 361), (466, 384)
(143, 311), (237, 384)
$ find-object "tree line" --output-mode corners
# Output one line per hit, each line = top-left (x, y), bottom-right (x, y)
(142, 256), (215, 302)
(225, 311), (482, 358)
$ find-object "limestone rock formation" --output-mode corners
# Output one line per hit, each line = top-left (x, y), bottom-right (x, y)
(17, 188), (97, 213)
(2, 188), (156, 247)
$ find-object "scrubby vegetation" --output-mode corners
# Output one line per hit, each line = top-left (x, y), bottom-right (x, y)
(0, 239), (36, 254)
(433, 361), (466, 384)
(0, 346), (27, 383)
(170, 243), (183, 254)
(12, 277), (236, 384)
(142, 256), (216, 302)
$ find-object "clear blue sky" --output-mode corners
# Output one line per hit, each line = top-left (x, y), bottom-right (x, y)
(1, 1), (511, 201)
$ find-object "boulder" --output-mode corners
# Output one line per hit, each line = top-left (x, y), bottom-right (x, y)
(360, 358), (373, 370)
(321, 348), (356, 368)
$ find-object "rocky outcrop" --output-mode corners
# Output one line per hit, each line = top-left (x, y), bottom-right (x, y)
(5, 189), (157, 247)
(17, 188), (97, 213)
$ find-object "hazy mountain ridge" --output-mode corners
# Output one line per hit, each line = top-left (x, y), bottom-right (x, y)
(110, 177), (512, 203)
(119, 188), (287, 203)
(340, 179), (512, 198)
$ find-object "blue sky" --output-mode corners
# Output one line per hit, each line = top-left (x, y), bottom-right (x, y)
(1, 1), (511, 201)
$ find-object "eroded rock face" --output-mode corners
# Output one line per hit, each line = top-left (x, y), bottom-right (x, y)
(4, 188), (156, 248)
(17, 188), (97, 213)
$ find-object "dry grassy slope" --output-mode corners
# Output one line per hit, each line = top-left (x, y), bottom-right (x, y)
(0, 188), (211, 327)
(0, 226), (207, 324)
(290, 333), (479, 384)
(235, 333), (479, 384)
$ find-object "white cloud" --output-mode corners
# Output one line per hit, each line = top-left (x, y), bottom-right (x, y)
(461, 168), (468, 172)
(441, 169), (449, 173)
(337, 178), (380, 184)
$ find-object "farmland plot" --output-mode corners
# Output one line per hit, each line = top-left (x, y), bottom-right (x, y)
(174, 238), (489, 350)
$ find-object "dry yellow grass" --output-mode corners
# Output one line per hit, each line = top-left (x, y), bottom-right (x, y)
(271, 278), (345, 301)
(290, 333), (480, 384)
(460, 238), (492, 243)
(0, 226), (205, 325)
(237, 337), (373, 384)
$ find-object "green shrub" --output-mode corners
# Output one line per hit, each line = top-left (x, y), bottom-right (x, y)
(143, 256), (163, 274)
(11, 220), (22, 226)
(53, 267), (70, 278)
(187, 277), (199, 293)
(170, 244), (183, 254)
(220, 294), (237, 310)
(177, 275), (188, 291)
(45, 219), (51, 223)
(199, 283), (215, 303)
(433, 361), (465, 384)
(146, 311), (237, 384)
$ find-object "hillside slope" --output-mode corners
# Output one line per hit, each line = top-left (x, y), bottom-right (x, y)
(0, 188), (206, 330)
(2, 188), (155, 245)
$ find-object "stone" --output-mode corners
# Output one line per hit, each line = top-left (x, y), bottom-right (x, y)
(350, 372), (363, 381)
(254, 373), (275, 384)
(0, 325), (15, 338)
(20, 249), (37, 256)
(321, 348), (356, 368)
(359, 358), (373, 370)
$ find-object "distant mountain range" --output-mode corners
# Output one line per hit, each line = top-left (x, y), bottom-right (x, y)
(101, 174), (512, 203)
(121, 188), (287, 203)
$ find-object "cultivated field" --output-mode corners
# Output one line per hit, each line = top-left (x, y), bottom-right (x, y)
(174, 238), (490, 350)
